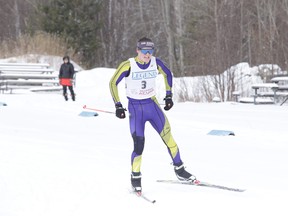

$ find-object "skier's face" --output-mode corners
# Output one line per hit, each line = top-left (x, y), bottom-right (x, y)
(137, 49), (153, 63)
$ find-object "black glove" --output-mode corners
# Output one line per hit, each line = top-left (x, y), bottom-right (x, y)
(115, 103), (126, 119)
(164, 94), (174, 111)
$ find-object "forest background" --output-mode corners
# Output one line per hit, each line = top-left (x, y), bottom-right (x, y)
(1, 0), (288, 101)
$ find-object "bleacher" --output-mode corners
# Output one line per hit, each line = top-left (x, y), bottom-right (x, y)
(0, 62), (61, 93)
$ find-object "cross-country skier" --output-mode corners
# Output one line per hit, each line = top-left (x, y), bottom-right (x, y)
(109, 37), (197, 192)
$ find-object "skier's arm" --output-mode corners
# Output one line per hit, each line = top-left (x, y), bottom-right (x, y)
(109, 60), (131, 104)
(156, 58), (173, 95)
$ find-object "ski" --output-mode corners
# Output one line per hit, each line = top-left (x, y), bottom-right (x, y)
(129, 189), (156, 204)
(134, 191), (156, 204)
(156, 180), (245, 192)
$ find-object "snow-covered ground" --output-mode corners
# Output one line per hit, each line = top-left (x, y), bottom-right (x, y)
(1, 67), (288, 216)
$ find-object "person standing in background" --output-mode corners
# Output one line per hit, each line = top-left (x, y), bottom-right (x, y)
(59, 56), (75, 101)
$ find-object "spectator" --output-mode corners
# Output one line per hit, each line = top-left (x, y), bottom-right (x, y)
(59, 56), (75, 101)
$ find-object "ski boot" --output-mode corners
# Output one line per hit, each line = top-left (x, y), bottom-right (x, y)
(174, 162), (197, 183)
(131, 172), (142, 192)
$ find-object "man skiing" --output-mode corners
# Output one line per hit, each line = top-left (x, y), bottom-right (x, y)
(109, 37), (197, 192)
(59, 56), (75, 101)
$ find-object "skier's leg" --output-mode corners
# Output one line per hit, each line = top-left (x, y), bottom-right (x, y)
(128, 100), (146, 191)
(130, 133), (144, 192)
(149, 97), (182, 165)
(128, 101), (146, 173)
(149, 97), (196, 182)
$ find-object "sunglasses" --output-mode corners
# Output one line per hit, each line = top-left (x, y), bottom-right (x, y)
(140, 49), (154, 55)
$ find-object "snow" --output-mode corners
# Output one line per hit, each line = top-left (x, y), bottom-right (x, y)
(251, 83), (278, 88)
(1, 66), (288, 216)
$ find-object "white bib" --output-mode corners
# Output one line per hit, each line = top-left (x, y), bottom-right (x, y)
(126, 57), (158, 99)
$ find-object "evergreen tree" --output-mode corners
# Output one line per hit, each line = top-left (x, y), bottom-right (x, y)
(38, 0), (103, 67)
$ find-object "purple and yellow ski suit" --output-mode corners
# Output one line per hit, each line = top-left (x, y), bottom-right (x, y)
(109, 56), (183, 173)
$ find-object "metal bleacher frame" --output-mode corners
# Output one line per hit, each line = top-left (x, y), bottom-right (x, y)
(0, 62), (61, 93)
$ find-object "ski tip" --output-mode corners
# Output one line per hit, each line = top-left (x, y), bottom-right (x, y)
(133, 190), (156, 204)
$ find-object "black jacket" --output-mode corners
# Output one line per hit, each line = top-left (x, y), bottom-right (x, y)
(59, 62), (75, 79)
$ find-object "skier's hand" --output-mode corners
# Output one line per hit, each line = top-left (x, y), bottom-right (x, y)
(164, 94), (173, 111)
(115, 103), (126, 119)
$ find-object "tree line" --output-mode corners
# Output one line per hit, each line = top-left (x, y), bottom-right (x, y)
(1, 0), (288, 78)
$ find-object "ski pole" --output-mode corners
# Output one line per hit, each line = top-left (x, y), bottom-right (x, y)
(83, 105), (115, 114)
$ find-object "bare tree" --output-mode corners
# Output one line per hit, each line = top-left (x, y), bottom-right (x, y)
(3, 0), (288, 88)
